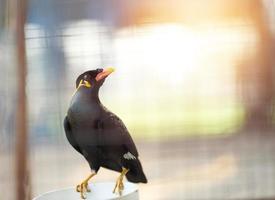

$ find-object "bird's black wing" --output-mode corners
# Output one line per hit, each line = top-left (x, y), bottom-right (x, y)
(102, 113), (138, 157)
(101, 113), (147, 183)
(64, 116), (82, 154)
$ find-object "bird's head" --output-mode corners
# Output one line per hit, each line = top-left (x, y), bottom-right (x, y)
(75, 67), (115, 93)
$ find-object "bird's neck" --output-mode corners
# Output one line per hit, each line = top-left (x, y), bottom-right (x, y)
(91, 93), (101, 104)
(90, 89), (100, 100)
(90, 89), (106, 107)
(75, 87), (101, 104)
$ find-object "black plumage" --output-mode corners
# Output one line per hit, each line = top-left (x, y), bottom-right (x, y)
(64, 68), (147, 198)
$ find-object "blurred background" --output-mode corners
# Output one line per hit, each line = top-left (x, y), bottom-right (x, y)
(1, 0), (275, 199)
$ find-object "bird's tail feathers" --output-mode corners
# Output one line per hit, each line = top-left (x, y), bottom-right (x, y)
(126, 159), (148, 183)
(126, 170), (147, 183)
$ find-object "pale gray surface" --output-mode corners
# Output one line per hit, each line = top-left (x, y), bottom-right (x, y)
(33, 182), (138, 200)
(2, 133), (275, 199)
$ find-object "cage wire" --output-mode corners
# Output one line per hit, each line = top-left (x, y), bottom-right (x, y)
(1, 0), (275, 199)
(0, 33), (18, 200)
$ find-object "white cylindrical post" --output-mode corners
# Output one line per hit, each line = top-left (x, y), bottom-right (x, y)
(33, 182), (139, 200)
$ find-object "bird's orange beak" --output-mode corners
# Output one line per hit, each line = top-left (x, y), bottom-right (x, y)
(95, 67), (115, 81)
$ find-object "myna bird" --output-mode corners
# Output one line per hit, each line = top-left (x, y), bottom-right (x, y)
(64, 68), (147, 199)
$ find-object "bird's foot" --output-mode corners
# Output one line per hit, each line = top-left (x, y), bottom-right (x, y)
(76, 182), (90, 199)
(113, 167), (129, 196)
(76, 173), (96, 199)
(113, 176), (124, 195)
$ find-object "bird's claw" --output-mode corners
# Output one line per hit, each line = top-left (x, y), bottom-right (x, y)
(75, 173), (96, 199)
(86, 183), (91, 192)
(113, 167), (129, 196)
(76, 185), (81, 192)
(76, 181), (91, 199)
(113, 176), (124, 196)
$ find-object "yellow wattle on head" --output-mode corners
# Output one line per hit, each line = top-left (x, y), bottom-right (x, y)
(77, 79), (92, 89)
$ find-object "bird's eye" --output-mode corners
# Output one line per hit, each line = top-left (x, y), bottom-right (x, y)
(96, 68), (103, 73)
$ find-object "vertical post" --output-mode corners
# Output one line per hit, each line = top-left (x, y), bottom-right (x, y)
(15, 0), (29, 199)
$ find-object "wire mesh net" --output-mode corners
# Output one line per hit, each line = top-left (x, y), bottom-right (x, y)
(1, 0), (275, 199)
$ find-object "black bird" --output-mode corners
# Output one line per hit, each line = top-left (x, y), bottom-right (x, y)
(64, 68), (147, 199)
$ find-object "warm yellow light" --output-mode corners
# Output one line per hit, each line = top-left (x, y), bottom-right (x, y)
(61, 21), (258, 136)
(114, 22), (257, 91)
(115, 24), (200, 86)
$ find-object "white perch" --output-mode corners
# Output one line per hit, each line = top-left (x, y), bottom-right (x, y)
(33, 182), (139, 200)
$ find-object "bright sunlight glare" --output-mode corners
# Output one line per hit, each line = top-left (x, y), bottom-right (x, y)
(60, 21), (258, 137)
(114, 23), (257, 89)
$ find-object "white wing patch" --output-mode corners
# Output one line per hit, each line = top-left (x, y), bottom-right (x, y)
(123, 152), (136, 160)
